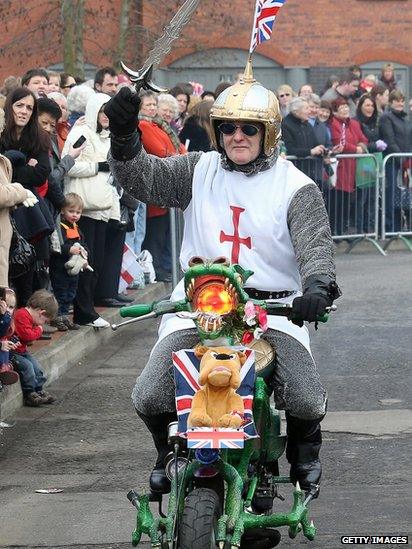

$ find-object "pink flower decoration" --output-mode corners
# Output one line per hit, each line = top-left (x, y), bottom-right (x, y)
(244, 300), (255, 319)
(256, 306), (268, 331)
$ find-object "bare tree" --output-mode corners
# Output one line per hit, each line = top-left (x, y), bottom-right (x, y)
(74, 0), (85, 78)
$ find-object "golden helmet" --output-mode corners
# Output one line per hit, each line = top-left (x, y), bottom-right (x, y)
(210, 59), (282, 157)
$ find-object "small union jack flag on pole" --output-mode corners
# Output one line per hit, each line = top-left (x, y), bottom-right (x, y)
(249, 0), (287, 54)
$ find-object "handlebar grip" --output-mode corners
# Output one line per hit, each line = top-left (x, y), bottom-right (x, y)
(119, 304), (153, 318)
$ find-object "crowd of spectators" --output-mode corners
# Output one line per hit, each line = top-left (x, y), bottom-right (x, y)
(0, 62), (411, 402)
(277, 64), (412, 235)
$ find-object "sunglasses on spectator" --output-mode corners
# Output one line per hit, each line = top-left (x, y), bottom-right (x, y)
(62, 83), (76, 89)
(279, 93), (291, 98)
(218, 122), (260, 137)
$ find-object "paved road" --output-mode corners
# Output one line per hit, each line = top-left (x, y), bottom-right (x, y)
(0, 249), (411, 548)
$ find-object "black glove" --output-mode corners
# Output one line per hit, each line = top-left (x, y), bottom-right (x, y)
(104, 87), (141, 137)
(4, 149), (27, 168)
(97, 161), (110, 172)
(292, 275), (341, 327)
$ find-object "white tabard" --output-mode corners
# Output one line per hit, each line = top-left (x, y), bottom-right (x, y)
(156, 152), (315, 353)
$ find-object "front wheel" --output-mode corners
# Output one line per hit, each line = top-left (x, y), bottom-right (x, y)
(178, 488), (220, 549)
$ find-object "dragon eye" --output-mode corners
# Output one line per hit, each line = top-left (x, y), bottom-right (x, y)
(229, 353), (236, 360)
(210, 351), (218, 359)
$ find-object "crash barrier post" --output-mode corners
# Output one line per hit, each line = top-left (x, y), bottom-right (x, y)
(286, 153), (386, 255)
(381, 153), (412, 252)
(170, 207), (185, 287)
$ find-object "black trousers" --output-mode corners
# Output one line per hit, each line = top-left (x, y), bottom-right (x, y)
(73, 217), (107, 324)
(94, 220), (126, 300)
(49, 255), (78, 316)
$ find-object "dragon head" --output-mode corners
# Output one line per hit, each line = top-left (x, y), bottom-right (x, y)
(183, 257), (254, 341)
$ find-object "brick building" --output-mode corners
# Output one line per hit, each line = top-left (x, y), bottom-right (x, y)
(0, 0), (411, 96)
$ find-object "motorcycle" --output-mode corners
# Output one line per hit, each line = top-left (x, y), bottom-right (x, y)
(112, 257), (335, 548)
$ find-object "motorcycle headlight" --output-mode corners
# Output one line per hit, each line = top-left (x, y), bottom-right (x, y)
(194, 283), (236, 315)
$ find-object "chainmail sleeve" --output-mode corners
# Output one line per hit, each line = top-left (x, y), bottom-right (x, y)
(287, 183), (336, 286)
(108, 148), (203, 210)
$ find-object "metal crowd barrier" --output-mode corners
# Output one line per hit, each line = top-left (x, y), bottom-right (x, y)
(169, 152), (412, 282)
(170, 208), (185, 287)
(285, 153), (385, 255)
(381, 153), (412, 252)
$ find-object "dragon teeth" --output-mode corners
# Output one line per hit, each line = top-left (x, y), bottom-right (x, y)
(197, 313), (222, 332)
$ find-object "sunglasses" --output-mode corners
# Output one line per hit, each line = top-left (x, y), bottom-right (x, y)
(62, 83), (76, 89)
(279, 93), (291, 98)
(218, 122), (260, 137)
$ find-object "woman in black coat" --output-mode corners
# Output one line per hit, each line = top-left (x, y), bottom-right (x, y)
(281, 97), (326, 185)
(0, 87), (52, 305)
(356, 95), (387, 153)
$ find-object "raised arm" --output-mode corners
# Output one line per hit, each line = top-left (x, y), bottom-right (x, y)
(105, 87), (201, 210)
(110, 142), (201, 210)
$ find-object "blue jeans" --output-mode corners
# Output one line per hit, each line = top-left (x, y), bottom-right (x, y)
(11, 352), (46, 394)
(125, 201), (147, 256)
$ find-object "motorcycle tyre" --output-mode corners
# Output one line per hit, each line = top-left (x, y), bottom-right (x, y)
(178, 488), (220, 549)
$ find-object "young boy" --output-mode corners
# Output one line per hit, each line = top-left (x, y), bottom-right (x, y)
(49, 193), (90, 331)
(11, 289), (58, 407)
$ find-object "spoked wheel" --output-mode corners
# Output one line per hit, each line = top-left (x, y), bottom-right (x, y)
(178, 488), (220, 549)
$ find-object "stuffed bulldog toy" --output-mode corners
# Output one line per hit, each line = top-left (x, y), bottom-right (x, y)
(188, 346), (246, 429)
(65, 243), (93, 276)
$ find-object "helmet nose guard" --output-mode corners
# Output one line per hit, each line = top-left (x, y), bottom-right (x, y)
(210, 58), (282, 157)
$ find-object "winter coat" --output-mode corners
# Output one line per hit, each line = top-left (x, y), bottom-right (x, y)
(0, 155), (29, 285)
(356, 114), (380, 153)
(179, 116), (212, 152)
(45, 137), (72, 218)
(63, 93), (120, 222)
(329, 116), (368, 192)
(312, 119), (332, 150)
(281, 112), (324, 184)
(379, 109), (411, 155)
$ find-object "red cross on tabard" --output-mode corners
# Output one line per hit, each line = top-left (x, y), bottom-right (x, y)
(219, 206), (252, 264)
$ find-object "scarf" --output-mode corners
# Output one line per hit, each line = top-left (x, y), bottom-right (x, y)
(138, 114), (181, 153)
(220, 136), (279, 176)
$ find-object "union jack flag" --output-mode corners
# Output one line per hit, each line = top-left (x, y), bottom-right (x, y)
(249, 0), (287, 53)
(187, 428), (245, 449)
(173, 348), (259, 441)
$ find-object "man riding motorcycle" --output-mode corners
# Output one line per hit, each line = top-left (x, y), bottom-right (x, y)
(105, 63), (341, 498)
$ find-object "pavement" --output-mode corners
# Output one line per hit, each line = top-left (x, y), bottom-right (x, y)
(0, 282), (170, 421)
(0, 244), (411, 548)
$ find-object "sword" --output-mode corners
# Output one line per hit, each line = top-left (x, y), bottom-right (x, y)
(121, 0), (201, 93)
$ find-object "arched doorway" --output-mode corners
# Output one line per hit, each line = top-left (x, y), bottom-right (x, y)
(158, 48), (285, 92)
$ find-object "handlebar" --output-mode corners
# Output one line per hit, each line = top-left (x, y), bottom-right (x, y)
(111, 300), (337, 331)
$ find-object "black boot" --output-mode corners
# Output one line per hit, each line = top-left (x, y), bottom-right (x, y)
(136, 410), (177, 494)
(286, 412), (323, 497)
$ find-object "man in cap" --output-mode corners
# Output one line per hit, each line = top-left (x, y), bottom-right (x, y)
(105, 65), (340, 499)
